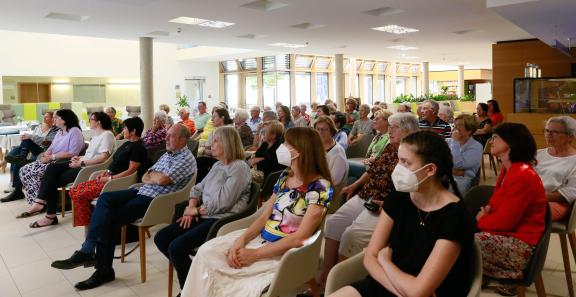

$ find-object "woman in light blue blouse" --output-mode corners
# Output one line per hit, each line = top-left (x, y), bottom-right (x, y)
(154, 126), (252, 290)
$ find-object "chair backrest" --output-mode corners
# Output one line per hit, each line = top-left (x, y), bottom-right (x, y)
(260, 170), (284, 202)
(137, 172), (197, 227)
(60, 103), (72, 110)
(328, 163), (349, 214)
(263, 230), (324, 297)
(462, 185), (494, 219)
(345, 133), (375, 159)
(325, 251), (367, 295)
(483, 140), (492, 154)
(126, 106), (141, 117)
(100, 172), (138, 194)
(86, 106), (104, 116)
(467, 240), (483, 297)
(187, 139), (199, 157)
(72, 155), (114, 186)
(518, 204), (552, 287)
(205, 182), (261, 241)
(1, 109), (16, 124)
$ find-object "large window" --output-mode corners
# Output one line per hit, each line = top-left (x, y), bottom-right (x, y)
(396, 77), (407, 96)
(244, 75), (257, 108)
(316, 73), (329, 104)
(410, 76), (418, 96)
(224, 74), (238, 109)
(364, 75), (373, 105)
(263, 72), (290, 108)
(377, 75), (385, 102)
(295, 72), (311, 106)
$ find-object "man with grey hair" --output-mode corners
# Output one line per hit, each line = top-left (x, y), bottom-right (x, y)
(291, 105), (307, 127)
(250, 110), (279, 150)
(178, 107), (196, 135)
(438, 105), (454, 124)
(348, 104), (373, 145)
(248, 106), (262, 133)
(418, 99), (451, 138)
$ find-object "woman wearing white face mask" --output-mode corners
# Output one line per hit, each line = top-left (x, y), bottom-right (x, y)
(181, 127), (334, 297)
(329, 131), (475, 297)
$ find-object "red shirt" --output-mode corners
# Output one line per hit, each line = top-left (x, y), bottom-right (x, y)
(477, 162), (546, 246)
(488, 112), (504, 127)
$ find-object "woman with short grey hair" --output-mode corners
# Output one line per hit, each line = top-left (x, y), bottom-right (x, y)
(142, 111), (168, 148)
(233, 108), (254, 147)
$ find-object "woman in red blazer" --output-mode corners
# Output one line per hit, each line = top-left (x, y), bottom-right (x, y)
(475, 123), (546, 294)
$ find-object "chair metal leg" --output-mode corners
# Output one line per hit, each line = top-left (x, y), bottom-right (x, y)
(561, 234), (576, 297)
(481, 155), (486, 181)
(568, 232), (576, 265)
(60, 188), (66, 218)
(168, 262), (174, 297)
(517, 285), (526, 297)
(534, 273), (546, 297)
(120, 225), (127, 262)
(490, 155), (498, 176)
(139, 226), (147, 283)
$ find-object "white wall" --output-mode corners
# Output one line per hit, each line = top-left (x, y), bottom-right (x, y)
(177, 60), (220, 109)
(0, 30), (220, 113)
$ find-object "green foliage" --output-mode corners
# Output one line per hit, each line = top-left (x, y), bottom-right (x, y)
(175, 94), (190, 113)
(440, 86), (449, 95)
(461, 93), (475, 101)
(393, 92), (475, 103)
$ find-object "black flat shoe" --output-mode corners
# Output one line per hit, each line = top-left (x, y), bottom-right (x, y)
(1, 190), (24, 203)
(52, 250), (96, 270)
(17, 201), (46, 219)
(75, 269), (115, 290)
(29, 216), (58, 228)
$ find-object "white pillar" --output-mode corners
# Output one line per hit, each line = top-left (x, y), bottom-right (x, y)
(349, 57), (357, 97)
(335, 54), (345, 111)
(458, 65), (465, 98)
(139, 37), (154, 130)
(422, 62), (429, 96)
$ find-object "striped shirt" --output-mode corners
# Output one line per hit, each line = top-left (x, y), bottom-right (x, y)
(418, 117), (452, 138)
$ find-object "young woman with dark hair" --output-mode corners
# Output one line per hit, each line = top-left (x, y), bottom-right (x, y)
(487, 99), (504, 126)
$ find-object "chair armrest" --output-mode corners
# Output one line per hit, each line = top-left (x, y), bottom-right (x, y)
(73, 162), (110, 186)
(325, 251), (367, 295)
(216, 208), (263, 237)
(88, 170), (106, 180)
(135, 188), (190, 227)
(101, 172), (138, 194)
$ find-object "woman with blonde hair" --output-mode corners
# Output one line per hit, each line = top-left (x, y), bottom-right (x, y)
(182, 127), (333, 297)
(155, 126), (252, 290)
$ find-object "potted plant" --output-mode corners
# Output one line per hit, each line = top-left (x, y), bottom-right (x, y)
(175, 94), (190, 113)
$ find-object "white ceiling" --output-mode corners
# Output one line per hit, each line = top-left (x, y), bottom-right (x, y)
(0, 0), (562, 69)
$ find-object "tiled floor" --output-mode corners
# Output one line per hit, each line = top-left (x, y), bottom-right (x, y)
(0, 158), (573, 297)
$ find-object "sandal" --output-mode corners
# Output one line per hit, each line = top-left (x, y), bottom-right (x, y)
(30, 216), (58, 228)
(16, 200), (47, 218)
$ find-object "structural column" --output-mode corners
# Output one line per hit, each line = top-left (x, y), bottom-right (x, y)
(334, 54), (345, 111)
(421, 62), (429, 96)
(139, 37), (154, 129)
(457, 65), (465, 98)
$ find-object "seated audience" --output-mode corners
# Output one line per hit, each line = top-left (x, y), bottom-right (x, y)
(473, 103), (492, 147)
(105, 107), (123, 138)
(418, 99), (451, 138)
(344, 98), (359, 131)
(69, 117), (147, 227)
(321, 113), (419, 286)
(329, 131), (474, 297)
(277, 105), (294, 130)
(310, 102), (319, 119)
(331, 112), (349, 149)
(248, 106), (262, 133)
(447, 114), (483, 194)
(348, 110), (392, 182)
(142, 111), (168, 148)
(300, 103), (311, 125)
(251, 110), (278, 150)
(23, 111), (116, 227)
(51, 124), (197, 290)
(534, 116), (576, 221)
(369, 105), (381, 120)
(475, 123), (546, 295)
(292, 105), (308, 127)
(248, 120), (286, 184)
(348, 104), (373, 145)
(18, 109), (85, 205)
(487, 99), (504, 126)
(159, 104), (170, 115)
(396, 102), (411, 113)
(1, 111), (59, 202)
(193, 101), (211, 132)
(438, 104), (454, 124)
(233, 108), (254, 147)
(315, 116), (347, 186)
(199, 108), (233, 157)
(181, 127), (333, 297)
(178, 107), (196, 135)
(154, 126), (252, 290)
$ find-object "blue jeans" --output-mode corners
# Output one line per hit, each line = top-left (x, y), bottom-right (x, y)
(347, 160), (367, 185)
(85, 189), (154, 271)
(154, 218), (217, 288)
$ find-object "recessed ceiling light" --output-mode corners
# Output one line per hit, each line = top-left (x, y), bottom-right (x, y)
(362, 7), (404, 17)
(237, 34), (267, 39)
(387, 45), (418, 51)
(169, 17), (208, 25)
(399, 53), (419, 59)
(45, 12), (89, 22)
(241, 0), (288, 12)
(372, 25), (419, 34)
(270, 42), (308, 49)
(197, 21), (235, 28)
(290, 23), (324, 30)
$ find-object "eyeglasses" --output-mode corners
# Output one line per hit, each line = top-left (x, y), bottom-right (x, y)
(544, 129), (567, 136)
(315, 127), (330, 132)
